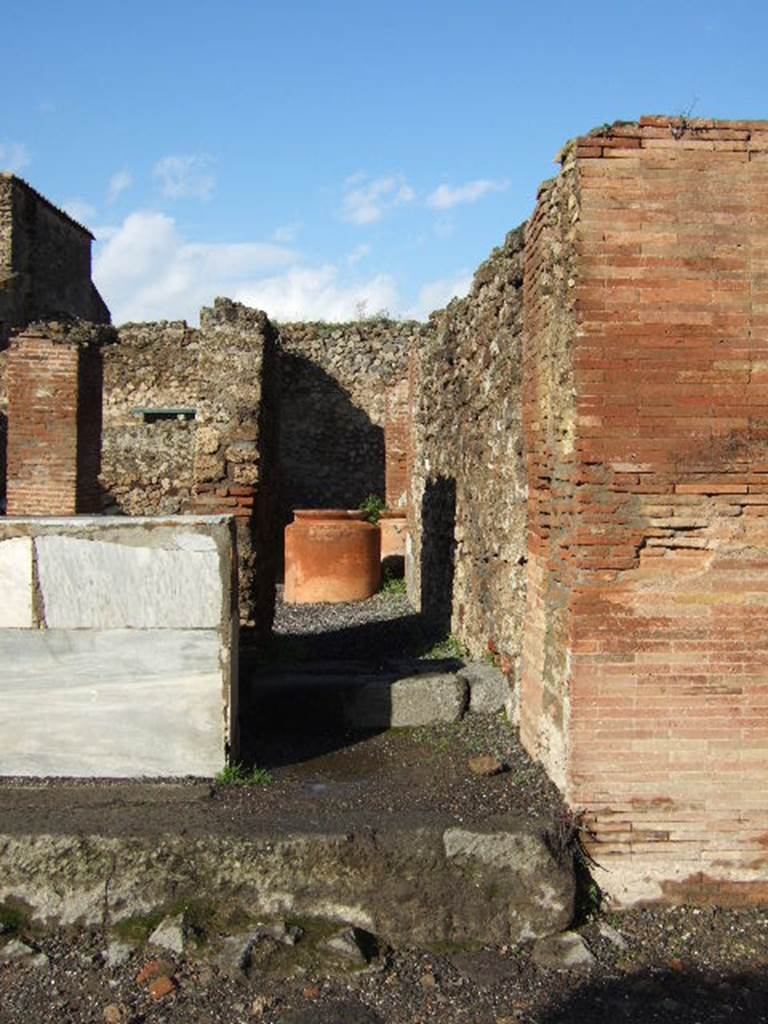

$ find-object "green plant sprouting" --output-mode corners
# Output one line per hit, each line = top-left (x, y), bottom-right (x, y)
(214, 762), (274, 787)
(359, 493), (386, 525)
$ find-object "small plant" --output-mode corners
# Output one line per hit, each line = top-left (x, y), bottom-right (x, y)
(380, 566), (407, 596)
(545, 808), (605, 924)
(423, 633), (469, 660)
(215, 762), (273, 787)
(359, 493), (385, 525)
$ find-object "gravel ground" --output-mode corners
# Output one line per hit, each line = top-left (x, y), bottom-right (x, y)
(247, 587), (429, 664)
(2, 906), (768, 1023)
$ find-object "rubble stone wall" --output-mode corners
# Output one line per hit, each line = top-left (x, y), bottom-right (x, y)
(521, 117), (768, 906)
(275, 320), (424, 529)
(407, 229), (527, 676)
(0, 348), (7, 507)
(101, 322), (200, 515)
(0, 175), (109, 345)
(191, 299), (280, 630)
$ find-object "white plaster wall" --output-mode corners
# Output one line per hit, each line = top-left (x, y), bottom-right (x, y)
(0, 516), (237, 778)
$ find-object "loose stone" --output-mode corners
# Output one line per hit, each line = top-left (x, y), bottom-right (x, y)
(148, 974), (176, 1000)
(147, 911), (187, 954)
(468, 754), (504, 776)
(531, 931), (596, 970)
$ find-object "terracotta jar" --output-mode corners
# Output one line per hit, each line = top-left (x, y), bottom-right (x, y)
(379, 510), (408, 576)
(284, 510), (381, 604)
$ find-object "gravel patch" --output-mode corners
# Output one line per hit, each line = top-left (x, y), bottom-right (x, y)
(2, 907), (768, 1023)
(252, 587), (429, 663)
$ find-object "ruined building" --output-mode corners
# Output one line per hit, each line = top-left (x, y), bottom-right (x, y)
(2, 115), (768, 908)
(0, 175), (109, 344)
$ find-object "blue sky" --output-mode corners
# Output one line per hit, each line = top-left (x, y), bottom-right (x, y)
(2, 0), (767, 324)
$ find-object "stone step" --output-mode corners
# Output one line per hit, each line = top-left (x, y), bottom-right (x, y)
(247, 660), (509, 729)
(0, 793), (573, 949)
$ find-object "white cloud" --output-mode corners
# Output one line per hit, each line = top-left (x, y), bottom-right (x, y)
(153, 154), (215, 200)
(347, 243), (371, 266)
(94, 210), (296, 323)
(108, 170), (133, 203)
(272, 222), (302, 243)
(62, 199), (97, 226)
(0, 142), (30, 173)
(93, 209), (398, 324)
(233, 266), (398, 322)
(342, 175), (415, 225)
(426, 178), (509, 210)
(414, 271), (473, 318)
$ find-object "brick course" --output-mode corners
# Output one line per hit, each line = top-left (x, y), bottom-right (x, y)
(521, 117), (768, 905)
(6, 324), (112, 515)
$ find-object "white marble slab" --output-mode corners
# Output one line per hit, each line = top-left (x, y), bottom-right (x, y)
(0, 630), (227, 777)
(0, 537), (34, 628)
(35, 536), (223, 629)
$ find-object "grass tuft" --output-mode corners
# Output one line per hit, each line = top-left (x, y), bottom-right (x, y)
(215, 762), (274, 787)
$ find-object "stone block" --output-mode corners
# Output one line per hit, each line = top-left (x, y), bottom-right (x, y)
(0, 812), (574, 947)
(35, 533), (222, 629)
(345, 671), (468, 728)
(457, 663), (509, 715)
(0, 537), (34, 628)
(0, 629), (226, 777)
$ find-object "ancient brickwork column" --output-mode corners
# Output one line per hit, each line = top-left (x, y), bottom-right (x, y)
(384, 375), (411, 510)
(522, 117), (768, 907)
(6, 322), (112, 515)
(192, 298), (279, 629)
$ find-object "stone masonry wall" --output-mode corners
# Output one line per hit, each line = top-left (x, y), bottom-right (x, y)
(101, 322), (200, 515)
(521, 117), (768, 906)
(191, 299), (280, 630)
(408, 229), (527, 672)
(0, 348), (7, 508)
(275, 320), (425, 530)
(0, 179), (12, 343)
(519, 165), (580, 793)
(0, 175), (109, 345)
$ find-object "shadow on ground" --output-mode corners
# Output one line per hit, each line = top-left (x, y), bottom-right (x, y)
(537, 966), (768, 1023)
(239, 623), (464, 770)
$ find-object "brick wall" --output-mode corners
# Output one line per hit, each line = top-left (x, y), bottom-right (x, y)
(384, 376), (410, 509)
(521, 117), (768, 905)
(6, 323), (112, 515)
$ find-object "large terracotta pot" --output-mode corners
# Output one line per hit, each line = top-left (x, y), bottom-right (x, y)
(379, 510), (408, 577)
(284, 510), (381, 604)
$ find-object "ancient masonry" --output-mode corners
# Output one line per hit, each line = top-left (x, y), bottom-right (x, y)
(521, 117), (768, 905)
(1, 117), (768, 906)
(0, 174), (109, 344)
